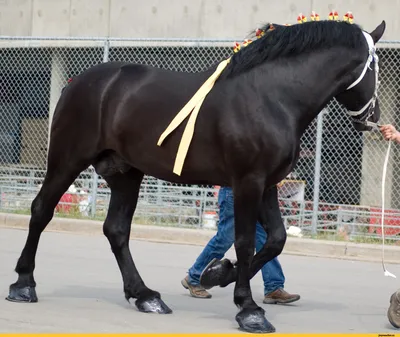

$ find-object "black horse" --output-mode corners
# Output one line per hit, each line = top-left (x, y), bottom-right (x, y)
(6, 19), (385, 333)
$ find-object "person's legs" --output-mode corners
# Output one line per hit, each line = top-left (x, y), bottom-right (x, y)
(182, 187), (235, 298)
(388, 289), (400, 328)
(183, 186), (300, 303)
(255, 223), (300, 304)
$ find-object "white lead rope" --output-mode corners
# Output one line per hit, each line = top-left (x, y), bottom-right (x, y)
(343, 29), (394, 277)
(381, 140), (396, 278)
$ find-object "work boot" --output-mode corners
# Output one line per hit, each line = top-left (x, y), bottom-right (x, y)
(388, 289), (400, 328)
(181, 276), (212, 299)
(263, 288), (300, 304)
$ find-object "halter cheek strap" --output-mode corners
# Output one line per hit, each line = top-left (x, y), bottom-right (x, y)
(346, 31), (379, 117)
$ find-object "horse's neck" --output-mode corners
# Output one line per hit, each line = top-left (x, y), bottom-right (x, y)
(254, 48), (361, 135)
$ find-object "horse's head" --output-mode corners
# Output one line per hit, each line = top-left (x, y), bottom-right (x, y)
(335, 21), (386, 132)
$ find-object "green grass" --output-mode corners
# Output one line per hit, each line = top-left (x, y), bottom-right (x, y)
(8, 208), (106, 221)
(301, 231), (399, 246)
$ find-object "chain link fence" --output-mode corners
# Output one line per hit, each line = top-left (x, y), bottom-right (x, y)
(1, 36), (400, 243)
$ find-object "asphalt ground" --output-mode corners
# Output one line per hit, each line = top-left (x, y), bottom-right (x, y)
(0, 227), (399, 334)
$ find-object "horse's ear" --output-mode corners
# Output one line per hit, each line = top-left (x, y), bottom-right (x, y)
(369, 20), (386, 44)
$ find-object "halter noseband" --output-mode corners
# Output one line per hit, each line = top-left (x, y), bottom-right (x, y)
(345, 31), (380, 128)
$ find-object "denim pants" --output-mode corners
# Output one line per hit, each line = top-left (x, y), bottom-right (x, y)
(188, 186), (285, 295)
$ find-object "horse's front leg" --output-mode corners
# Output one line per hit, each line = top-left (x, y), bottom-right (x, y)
(249, 185), (287, 278)
(231, 180), (275, 333)
(200, 186), (286, 291)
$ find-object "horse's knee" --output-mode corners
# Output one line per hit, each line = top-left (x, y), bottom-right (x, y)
(30, 195), (53, 224)
(277, 225), (287, 246)
(30, 195), (42, 214)
(103, 222), (128, 251)
(270, 226), (287, 256)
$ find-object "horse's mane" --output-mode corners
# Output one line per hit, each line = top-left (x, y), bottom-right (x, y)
(224, 20), (365, 78)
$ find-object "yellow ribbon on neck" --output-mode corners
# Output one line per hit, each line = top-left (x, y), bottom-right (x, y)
(157, 57), (231, 176)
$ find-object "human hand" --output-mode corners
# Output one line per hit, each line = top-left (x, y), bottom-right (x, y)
(379, 124), (400, 142)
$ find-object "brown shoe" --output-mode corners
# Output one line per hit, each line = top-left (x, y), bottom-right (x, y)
(263, 288), (300, 304)
(388, 290), (400, 328)
(181, 276), (212, 299)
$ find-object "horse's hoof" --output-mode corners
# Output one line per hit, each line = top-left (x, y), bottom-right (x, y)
(135, 296), (172, 314)
(200, 258), (234, 290)
(6, 284), (38, 303)
(235, 308), (276, 334)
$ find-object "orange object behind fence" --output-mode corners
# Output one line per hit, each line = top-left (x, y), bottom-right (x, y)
(369, 207), (400, 236)
(56, 193), (79, 213)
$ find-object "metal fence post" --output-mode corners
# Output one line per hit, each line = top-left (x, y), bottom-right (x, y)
(90, 168), (98, 217)
(311, 109), (325, 236)
(103, 38), (110, 63)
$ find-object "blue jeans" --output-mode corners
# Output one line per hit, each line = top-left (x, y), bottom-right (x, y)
(188, 186), (285, 295)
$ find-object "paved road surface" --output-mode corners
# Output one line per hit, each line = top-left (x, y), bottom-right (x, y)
(0, 228), (399, 334)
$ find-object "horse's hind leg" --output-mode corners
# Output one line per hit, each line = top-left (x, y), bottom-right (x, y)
(102, 168), (172, 314)
(7, 160), (89, 303)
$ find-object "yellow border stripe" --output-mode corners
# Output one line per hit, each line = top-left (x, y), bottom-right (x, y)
(0, 331), (400, 337)
(157, 57), (231, 176)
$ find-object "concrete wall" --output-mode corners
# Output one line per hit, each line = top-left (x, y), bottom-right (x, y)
(0, 0), (398, 40)
(1, 0), (400, 209)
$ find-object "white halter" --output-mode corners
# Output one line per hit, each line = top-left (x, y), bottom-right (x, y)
(346, 31), (379, 119)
